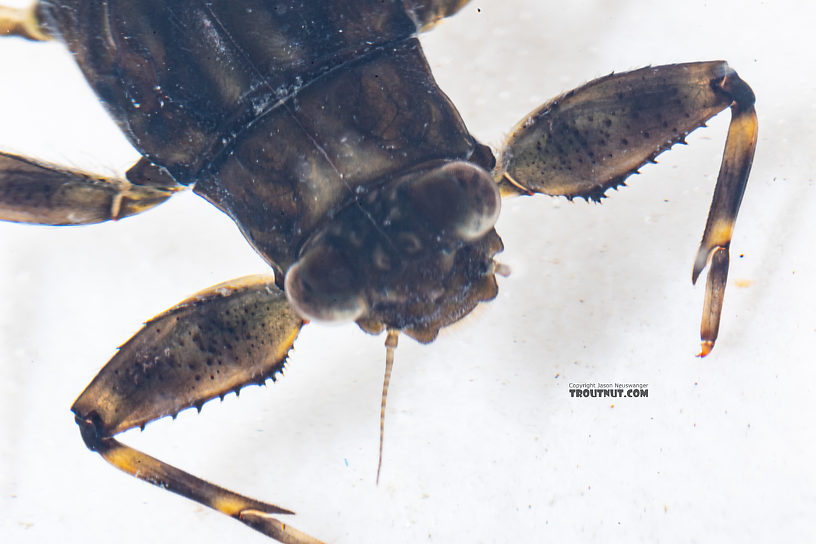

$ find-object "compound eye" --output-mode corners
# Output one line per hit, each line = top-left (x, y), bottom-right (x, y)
(441, 162), (501, 240)
(284, 245), (368, 323)
(409, 161), (501, 241)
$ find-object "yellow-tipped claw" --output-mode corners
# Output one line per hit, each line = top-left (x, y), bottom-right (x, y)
(698, 341), (714, 358)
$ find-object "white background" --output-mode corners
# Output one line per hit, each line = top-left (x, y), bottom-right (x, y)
(1, 0), (814, 542)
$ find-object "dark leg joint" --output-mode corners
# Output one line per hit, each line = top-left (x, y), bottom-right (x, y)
(75, 411), (110, 453)
(714, 68), (756, 112)
(468, 141), (497, 172)
(126, 158), (182, 190)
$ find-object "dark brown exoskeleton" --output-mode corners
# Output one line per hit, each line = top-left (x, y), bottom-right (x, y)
(0, 1), (757, 543)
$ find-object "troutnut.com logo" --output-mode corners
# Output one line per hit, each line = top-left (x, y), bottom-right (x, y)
(568, 383), (649, 398)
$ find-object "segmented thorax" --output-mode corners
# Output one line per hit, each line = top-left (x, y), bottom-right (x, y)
(42, 0), (502, 335)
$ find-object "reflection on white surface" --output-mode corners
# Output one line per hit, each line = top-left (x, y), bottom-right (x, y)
(1, 1), (815, 543)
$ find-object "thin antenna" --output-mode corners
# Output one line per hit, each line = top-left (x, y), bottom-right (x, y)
(376, 329), (399, 484)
